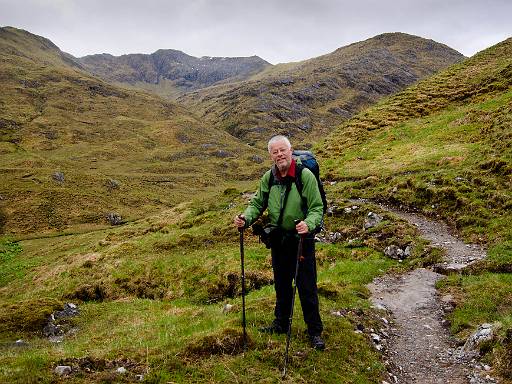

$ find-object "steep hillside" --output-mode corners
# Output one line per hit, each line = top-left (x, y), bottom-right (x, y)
(77, 50), (271, 99)
(0, 27), (267, 235)
(319, 37), (512, 382)
(319, 37), (512, 245)
(179, 33), (465, 148)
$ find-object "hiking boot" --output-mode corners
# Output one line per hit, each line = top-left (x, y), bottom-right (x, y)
(258, 323), (288, 335)
(309, 335), (325, 350)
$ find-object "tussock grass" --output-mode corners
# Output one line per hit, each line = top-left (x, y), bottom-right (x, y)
(321, 37), (512, 383)
(0, 188), (437, 383)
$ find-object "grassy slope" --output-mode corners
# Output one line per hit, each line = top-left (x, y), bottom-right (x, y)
(0, 27), (267, 235)
(320, 37), (511, 244)
(1, 183), (440, 383)
(1, 27), (510, 383)
(319, 37), (512, 381)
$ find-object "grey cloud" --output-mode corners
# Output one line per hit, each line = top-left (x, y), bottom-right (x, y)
(0, 0), (510, 63)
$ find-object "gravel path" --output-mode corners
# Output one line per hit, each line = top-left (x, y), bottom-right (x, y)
(368, 207), (493, 384)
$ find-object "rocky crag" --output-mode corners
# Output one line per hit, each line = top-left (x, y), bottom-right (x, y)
(77, 50), (270, 98)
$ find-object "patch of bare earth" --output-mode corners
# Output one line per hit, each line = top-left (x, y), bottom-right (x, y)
(368, 208), (494, 384)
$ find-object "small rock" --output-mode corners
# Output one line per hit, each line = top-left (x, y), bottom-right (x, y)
(116, 367), (127, 374)
(222, 303), (234, 314)
(106, 179), (120, 190)
(55, 366), (72, 376)
(433, 262), (468, 274)
(106, 212), (122, 225)
(384, 245), (405, 260)
(14, 339), (28, 347)
(371, 333), (381, 343)
(249, 155), (263, 164)
(460, 323), (495, 356)
(135, 374), (144, 381)
(364, 212), (383, 230)
(52, 172), (65, 183)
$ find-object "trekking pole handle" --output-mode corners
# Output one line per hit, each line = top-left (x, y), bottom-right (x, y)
(294, 219), (308, 237)
(237, 215), (246, 232)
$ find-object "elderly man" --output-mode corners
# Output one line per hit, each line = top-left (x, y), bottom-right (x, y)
(234, 135), (325, 350)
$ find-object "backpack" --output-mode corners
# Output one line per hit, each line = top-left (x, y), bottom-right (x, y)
(268, 150), (328, 215)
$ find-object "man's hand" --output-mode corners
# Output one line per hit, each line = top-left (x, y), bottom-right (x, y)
(295, 220), (309, 235)
(234, 214), (246, 228)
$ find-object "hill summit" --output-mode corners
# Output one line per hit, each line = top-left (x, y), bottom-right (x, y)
(179, 32), (465, 148)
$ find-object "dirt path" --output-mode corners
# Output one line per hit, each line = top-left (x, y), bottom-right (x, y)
(368, 207), (493, 384)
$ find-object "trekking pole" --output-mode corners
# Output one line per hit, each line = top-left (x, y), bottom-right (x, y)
(282, 220), (305, 378)
(238, 215), (248, 352)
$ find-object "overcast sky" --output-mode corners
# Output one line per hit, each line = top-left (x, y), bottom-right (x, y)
(1, 0), (511, 64)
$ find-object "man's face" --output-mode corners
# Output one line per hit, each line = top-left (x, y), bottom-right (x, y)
(269, 140), (292, 172)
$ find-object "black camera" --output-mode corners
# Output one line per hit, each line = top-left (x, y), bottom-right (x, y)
(252, 223), (280, 249)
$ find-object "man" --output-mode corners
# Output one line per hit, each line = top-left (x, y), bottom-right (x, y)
(233, 135), (325, 350)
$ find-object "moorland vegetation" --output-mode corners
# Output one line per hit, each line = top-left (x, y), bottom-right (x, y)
(0, 26), (510, 383)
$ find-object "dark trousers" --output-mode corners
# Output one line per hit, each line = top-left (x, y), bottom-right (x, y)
(271, 234), (323, 336)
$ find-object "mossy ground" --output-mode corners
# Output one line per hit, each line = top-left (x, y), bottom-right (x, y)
(319, 38), (512, 383)
(1, 27), (511, 384)
(0, 188), (441, 383)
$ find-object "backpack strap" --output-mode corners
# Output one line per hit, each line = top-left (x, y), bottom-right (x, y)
(264, 166), (296, 226)
(294, 165), (308, 216)
(276, 180), (292, 227)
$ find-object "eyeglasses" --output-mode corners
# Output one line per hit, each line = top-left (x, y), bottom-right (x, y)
(271, 147), (290, 156)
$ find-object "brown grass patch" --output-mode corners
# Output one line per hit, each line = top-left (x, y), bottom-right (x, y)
(207, 270), (273, 303)
(184, 328), (253, 358)
(0, 298), (63, 334)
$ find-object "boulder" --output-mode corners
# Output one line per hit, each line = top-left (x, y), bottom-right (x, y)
(364, 212), (383, 229)
(54, 366), (72, 376)
(106, 212), (122, 225)
(52, 172), (65, 183)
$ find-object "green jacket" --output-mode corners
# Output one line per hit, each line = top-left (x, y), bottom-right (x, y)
(243, 164), (324, 232)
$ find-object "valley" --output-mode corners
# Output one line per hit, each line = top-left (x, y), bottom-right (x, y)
(0, 26), (510, 383)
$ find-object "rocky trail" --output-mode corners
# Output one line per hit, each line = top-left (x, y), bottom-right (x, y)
(368, 206), (496, 384)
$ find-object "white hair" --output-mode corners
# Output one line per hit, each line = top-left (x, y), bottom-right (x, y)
(267, 135), (291, 153)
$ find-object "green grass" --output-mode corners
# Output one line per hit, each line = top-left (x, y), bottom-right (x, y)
(320, 75), (511, 245)
(0, 238), (26, 287)
(437, 243), (512, 380)
(1, 26), (511, 384)
(317, 37), (512, 382)
(0, 191), (429, 383)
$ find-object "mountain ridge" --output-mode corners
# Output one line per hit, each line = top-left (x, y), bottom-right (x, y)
(77, 49), (271, 98)
(179, 32), (465, 148)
